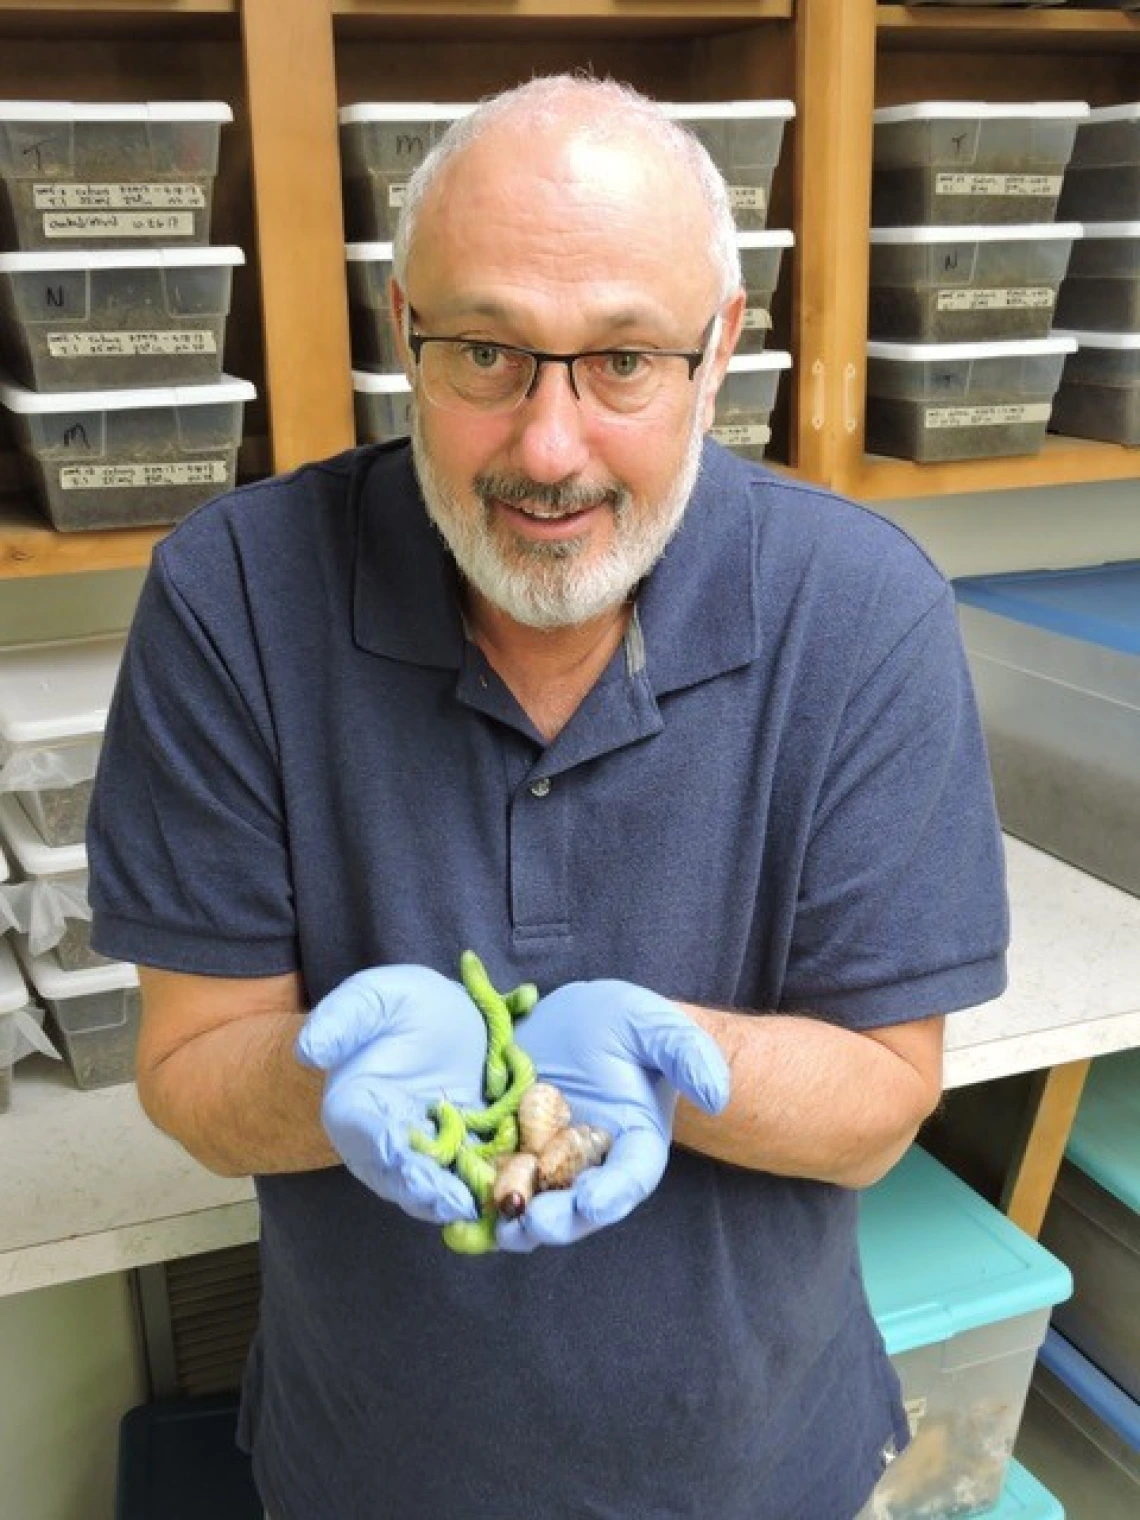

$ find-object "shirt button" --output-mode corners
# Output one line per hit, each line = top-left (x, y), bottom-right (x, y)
(529, 777), (552, 798)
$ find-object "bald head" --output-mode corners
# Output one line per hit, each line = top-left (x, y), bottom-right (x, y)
(392, 75), (741, 306)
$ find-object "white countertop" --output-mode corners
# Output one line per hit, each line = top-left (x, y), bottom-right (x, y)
(2, 835), (1138, 1299)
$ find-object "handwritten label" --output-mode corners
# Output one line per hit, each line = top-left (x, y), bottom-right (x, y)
(936, 287), (1055, 313)
(924, 403), (1052, 430)
(711, 422), (772, 446)
(47, 330), (217, 358)
(935, 173), (1062, 198)
(43, 212), (196, 239)
(742, 307), (773, 331)
(729, 186), (767, 212)
(59, 460), (229, 490)
(34, 182), (205, 210)
(388, 182), (409, 208)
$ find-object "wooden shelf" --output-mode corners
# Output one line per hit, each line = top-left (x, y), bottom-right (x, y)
(852, 436), (1140, 502)
(877, 3), (1140, 52)
(0, 498), (167, 577)
(333, 1), (792, 20)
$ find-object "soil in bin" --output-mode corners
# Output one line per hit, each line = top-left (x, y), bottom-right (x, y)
(1050, 383), (1140, 448)
(15, 780), (92, 848)
(54, 920), (110, 973)
(872, 170), (1062, 228)
(24, 441), (238, 531)
(50, 990), (141, 1089)
(0, 312), (227, 392)
(869, 286), (1056, 344)
(865, 398), (1049, 463)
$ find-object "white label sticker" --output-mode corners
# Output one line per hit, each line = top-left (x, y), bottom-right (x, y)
(388, 182), (408, 208)
(46, 330), (218, 358)
(935, 287), (1055, 313)
(34, 182), (205, 210)
(903, 1397), (927, 1437)
(742, 307), (773, 331)
(729, 185), (767, 212)
(43, 211), (197, 239)
(924, 402), (1052, 430)
(934, 173), (1063, 198)
(59, 460), (229, 490)
(711, 422), (772, 446)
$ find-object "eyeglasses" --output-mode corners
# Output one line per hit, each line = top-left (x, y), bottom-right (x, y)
(406, 310), (718, 419)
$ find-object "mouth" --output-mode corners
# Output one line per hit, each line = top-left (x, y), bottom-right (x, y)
(494, 497), (605, 537)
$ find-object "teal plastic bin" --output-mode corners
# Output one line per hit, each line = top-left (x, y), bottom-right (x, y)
(1039, 1048), (1140, 1403)
(976, 1458), (1063, 1519)
(855, 1146), (1072, 1520)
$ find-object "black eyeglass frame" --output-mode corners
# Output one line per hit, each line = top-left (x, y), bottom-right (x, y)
(405, 310), (719, 405)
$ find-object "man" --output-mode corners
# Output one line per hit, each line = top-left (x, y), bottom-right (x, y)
(88, 75), (1008, 1519)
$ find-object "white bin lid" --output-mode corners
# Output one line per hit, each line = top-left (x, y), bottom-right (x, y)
(0, 938), (30, 1016)
(339, 102), (474, 124)
(0, 372), (256, 414)
(1073, 221), (1140, 240)
(663, 100), (795, 120)
(869, 223), (1082, 245)
(874, 101), (1089, 124)
(345, 242), (394, 261)
(1083, 103), (1140, 124)
(735, 230), (795, 249)
(0, 842), (8, 883)
(1055, 329), (1140, 351)
(0, 635), (124, 747)
(726, 351), (793, 373)
(867, 336), (1077, 363)
(0, 246), (244, 274)
(16, 941), (137, 1000)
(352, 369), (410, 393)
(0, 100), (232, 123)
(0, 794), (86, 878)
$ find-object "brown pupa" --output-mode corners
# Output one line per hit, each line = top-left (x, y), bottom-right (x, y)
(493, 1151), (540, 1219)
(517, 1081), (572, 1156)
(536, 1123), (613, 1191)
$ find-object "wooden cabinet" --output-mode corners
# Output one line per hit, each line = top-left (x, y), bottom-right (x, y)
(0, 0), (1136, 579)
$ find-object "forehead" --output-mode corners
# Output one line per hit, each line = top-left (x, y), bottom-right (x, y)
(406, 122), (719, 332)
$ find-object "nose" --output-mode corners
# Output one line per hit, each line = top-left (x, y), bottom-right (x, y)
(508, 359), (593, 484)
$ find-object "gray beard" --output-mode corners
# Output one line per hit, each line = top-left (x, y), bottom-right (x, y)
(410, 405), (706, 631)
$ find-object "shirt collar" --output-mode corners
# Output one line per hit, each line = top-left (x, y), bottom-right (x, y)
(351, 439), (759, 692)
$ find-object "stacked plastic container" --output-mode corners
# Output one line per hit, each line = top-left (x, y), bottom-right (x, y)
(856, 1145), (1070, 1520)
(0, 635), (141, 1092)
(342, 100), (796, 464)
(954, 560), (1140, 896)
(1051, 102), (1140, 446)
(0, 101), (255, 530)
(1016, 1048), (1140, 1517)
(340, 103), (471, 443)
(867, 101), (1089, 462)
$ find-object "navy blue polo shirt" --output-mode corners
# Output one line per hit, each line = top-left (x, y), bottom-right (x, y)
(88, 439), (1007, 1520)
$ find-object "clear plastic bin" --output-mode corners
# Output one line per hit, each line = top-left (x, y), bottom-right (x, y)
(868, 224), (1081, 343)
(955, 561), (1140, 895)
(710, 350), (791, 461)
(0, 372), (255, 530)
(1017, 1331), (1140, 1520)
(865, 335), (1074, 462)
(872, 102), (1089, 226)
(0, 634), (121, 847)
(735, 230), (793, 354)
(339, 103), (473, 241)
(1049, 329), (1140, 447)
(0, 246), (243, 392)
(856, 1147), (1071, 1520)
(1039, 1048), (1140, 1403)
(0, 101), (232, 252)
(0, 794), (106, 970)
(0, 937), (31, 1115)
(353, 367), (411, 446)
(16, 941), (139, 1090)
(1058, 102), (1140, 223)
(1055, 221), (1140, 332)
(345, 241), (399, 370)
(663, 100), (794, 232)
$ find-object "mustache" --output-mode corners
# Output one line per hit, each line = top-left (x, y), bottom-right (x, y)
(474, 473), (628, 512)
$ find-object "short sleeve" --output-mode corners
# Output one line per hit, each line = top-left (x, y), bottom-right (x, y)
(784, 585), (1008, 1025)
(87, 543), (299, 977)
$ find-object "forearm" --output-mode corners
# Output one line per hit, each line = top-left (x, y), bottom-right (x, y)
(138, 1010), (337, 1178)
(673, 1005), (942, 1188)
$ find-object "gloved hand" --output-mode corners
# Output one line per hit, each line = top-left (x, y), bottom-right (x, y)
(497, 979), (731, 1252)
(296, 964), (489, 1225)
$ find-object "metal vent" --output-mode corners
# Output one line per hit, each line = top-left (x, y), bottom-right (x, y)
(134, 1242), (261, 1399)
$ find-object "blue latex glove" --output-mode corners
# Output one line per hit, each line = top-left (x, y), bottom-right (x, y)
(296, 965), (489, 1225)
(498, 979), (731, 1252)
